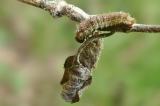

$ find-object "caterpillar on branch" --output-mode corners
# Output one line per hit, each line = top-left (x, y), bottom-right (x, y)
(76, 12), (135, 43)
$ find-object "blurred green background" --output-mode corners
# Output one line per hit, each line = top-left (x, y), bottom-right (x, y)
(0, 0), (160, 106)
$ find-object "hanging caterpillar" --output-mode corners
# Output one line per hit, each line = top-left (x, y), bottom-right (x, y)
(76, 12), (135, 43)
(61, 38), (104, 103)
(60, 55), (92, 103)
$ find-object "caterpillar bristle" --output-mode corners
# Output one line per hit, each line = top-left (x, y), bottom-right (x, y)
(76, 12), (135, 43)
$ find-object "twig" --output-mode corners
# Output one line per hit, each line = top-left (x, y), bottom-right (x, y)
(18, 0), (89, 22)
(17, 0), (45, 8)
(18, 0), (160, 33)
(130, 24), (160, 32)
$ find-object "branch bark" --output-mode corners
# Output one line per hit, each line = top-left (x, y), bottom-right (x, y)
(18, 0), (89, 22)
(131, 24), (160, 32)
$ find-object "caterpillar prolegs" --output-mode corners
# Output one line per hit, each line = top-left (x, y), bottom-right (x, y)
(76, 12), (135, 43)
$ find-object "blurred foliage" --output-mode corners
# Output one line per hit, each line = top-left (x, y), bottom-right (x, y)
(0, 0), (160, 106)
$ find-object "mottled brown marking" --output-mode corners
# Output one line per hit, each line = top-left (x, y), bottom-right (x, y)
(76, 12), (135, 43)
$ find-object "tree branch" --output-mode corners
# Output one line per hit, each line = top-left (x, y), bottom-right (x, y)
(18, 0), (44, 8)
(130, 24), (160, 32)
(18, 0), (160, 33)
(18, 0), (89, 22)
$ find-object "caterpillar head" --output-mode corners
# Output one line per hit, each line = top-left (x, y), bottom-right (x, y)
(75, 30), (86, 43)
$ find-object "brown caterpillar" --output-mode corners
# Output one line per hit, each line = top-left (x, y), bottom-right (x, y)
(61, 34), (105, 103)
(76, 12), (135, 43)
(61, 55), (92, 103)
